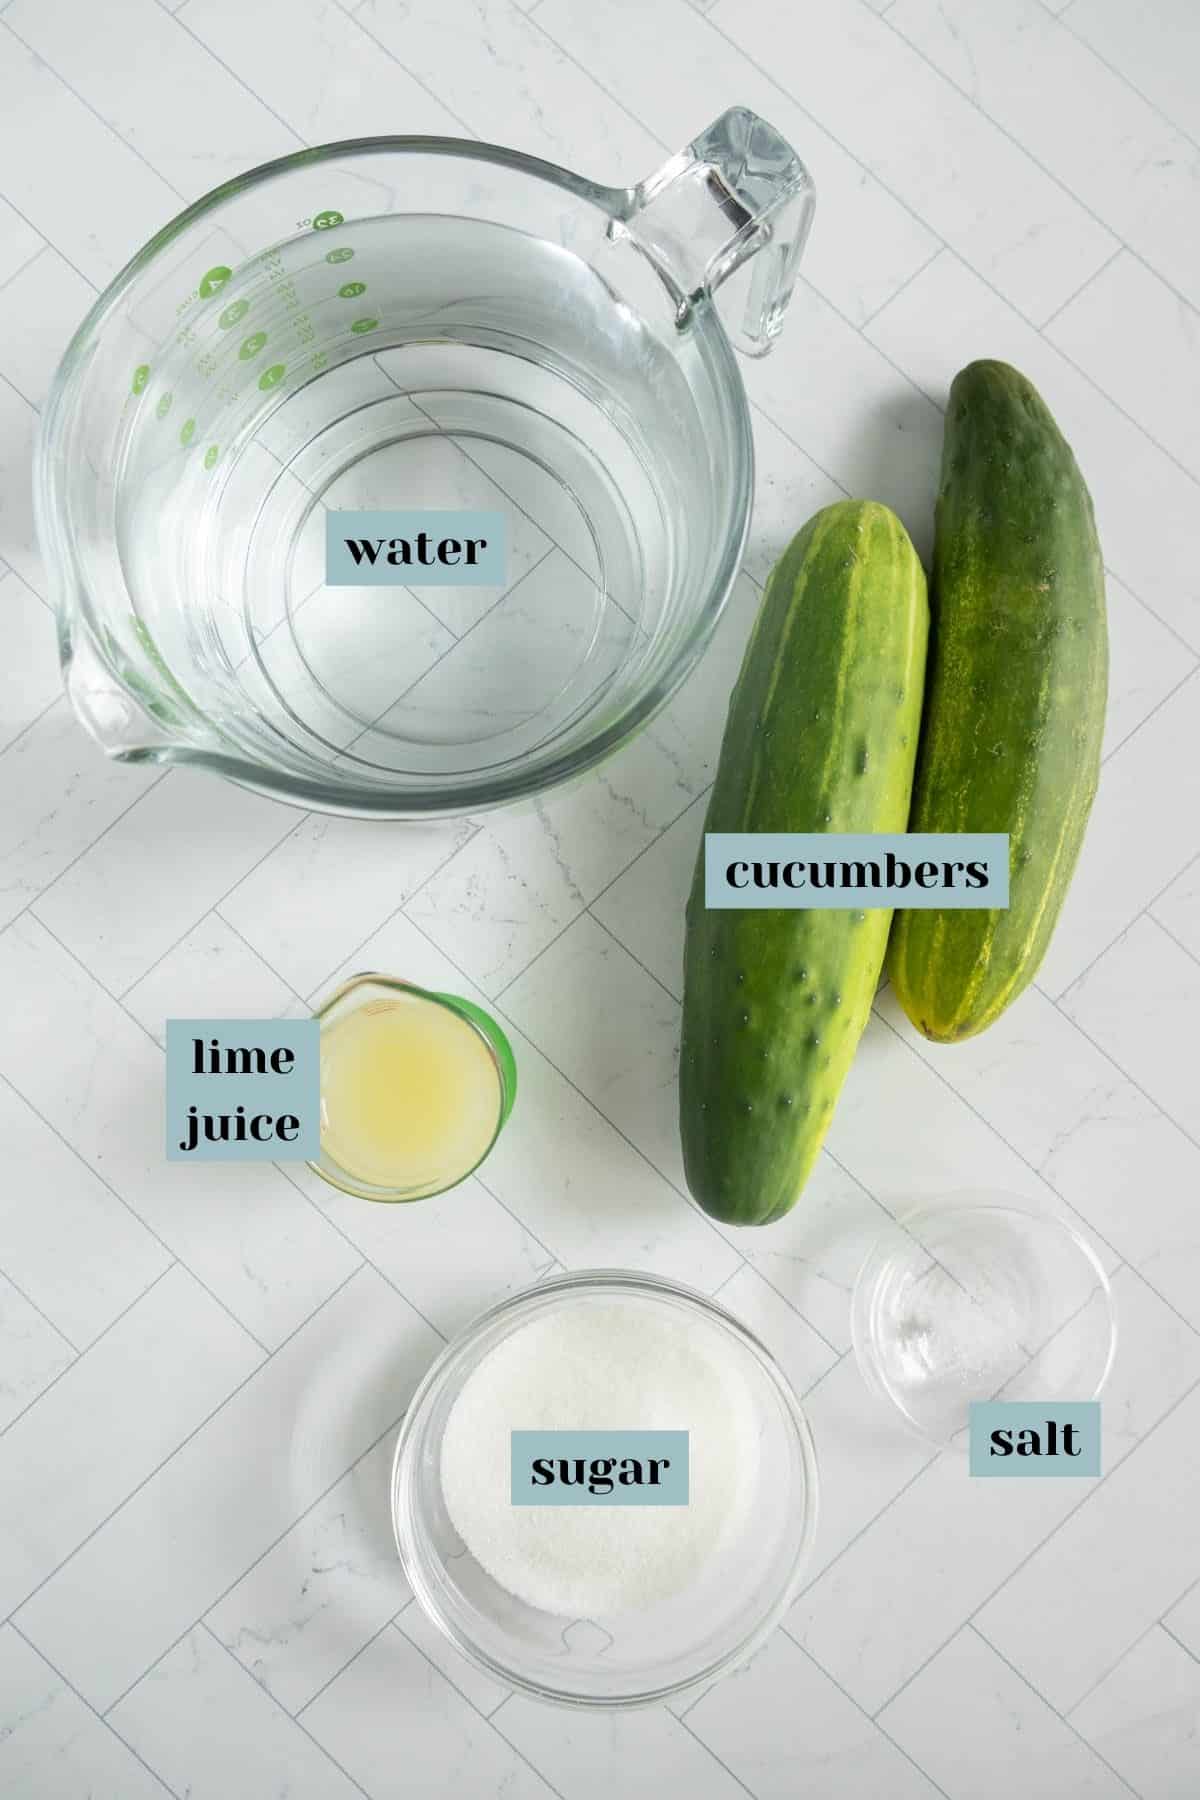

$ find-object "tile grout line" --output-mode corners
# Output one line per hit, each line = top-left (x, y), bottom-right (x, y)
(167, 8), (308, 153)
(390, 1610), (511, 1722)
(1047, 987), (1200, 1170)
(14, 761), (175, 937)
(873, 0), (1200, 332)
(1065, 1611), (1179, 1722)
(869, 998), (1200, 1345)
(1135, 911), (1200, 984)
(701, 2), (1200, 510)
(0, 1259), (176, 1449)
(294, 1614), (396, 1723)
(9, 1259), (367, 1639)
(274, 1164), (450, 1349)
(115, 814), (310, 1005)
(0, 189), (98, 297)
(0, 15), (189, 206)
(1044, 1), (1200, 158)
(709, 1255), (843, 1368)
(0, 238), (48, 302)
(1038, 241), (1126, 333)
(873, 1367), (1200, 1722)
(195, 1621), (379, 1800)
(293, 818), (486, 1005)
(1102, 655), (1200, 764)
(194, 1407), (412, 1682)
(489, 787), (711, 1004)
(1159, 1618), (1200, 1670)
(0, 1059), (272, 1361)
(0, 1265), (81, 1358)
(672, 1711), (760, 1798)
(776, 1629), (956, 1800)
(857, 240), (947, 331)
(344, 7), (479, 141)
(963, 1622), (1142, 1797)
(6, 1621), (182, 1800)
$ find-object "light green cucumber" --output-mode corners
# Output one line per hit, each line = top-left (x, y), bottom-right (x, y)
(888, 360), (1108, 1042)
(679, 500), (928, 1226)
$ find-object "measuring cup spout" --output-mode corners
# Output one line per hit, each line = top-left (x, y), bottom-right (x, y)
(62, 624), (193, 765)
(617, 107), (815, 356)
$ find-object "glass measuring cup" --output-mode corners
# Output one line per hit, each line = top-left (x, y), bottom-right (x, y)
(36, 111), (815, 818)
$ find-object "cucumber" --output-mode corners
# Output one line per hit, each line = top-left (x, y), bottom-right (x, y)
(679, 500), (928, 1227)
(888, 360), (1108, 1043)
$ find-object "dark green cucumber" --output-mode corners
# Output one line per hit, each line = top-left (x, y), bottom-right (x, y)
(679, 500), (928, 1226)
(888, 360), (1108, 1042)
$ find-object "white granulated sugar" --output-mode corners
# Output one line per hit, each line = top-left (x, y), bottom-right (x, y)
(439, 1299), (761, 1618)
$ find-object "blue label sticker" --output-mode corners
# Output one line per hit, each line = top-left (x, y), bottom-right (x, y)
(165, 1019), (319, 1162)
(969, 1402), (1101, 1476)
(511, 1431), (690, 1506)
(326, 510), (507, 587)
(704, 833), (1009, 909)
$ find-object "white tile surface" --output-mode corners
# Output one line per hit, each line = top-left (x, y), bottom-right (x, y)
(711, 0), (1117, 326)
(303, 1625), (557, 1799)
(0, 247), (96, 409)
(1067, 0), (1200, 142)
(207, 1433), (410, 1714)
(494, 1687), (748, 1799)
(221, 813), (476, 996)
(33, 768), (296, 995)
(0, 1264), (261, 1620)
(109, 1626), (364, 1800)
(0, 1271), (74, 1431)
(881, 1626), (1130, 1800)
(15, 1267), (440, 1710)
(5, 0), (298, 202)
(1049, 252), (1200, 471)
(976, 1381), (1200, 1713)
(880, 981), (1200, 1331)
(1070, 1625), (1200, 1800)
(180, 0), (465, 142)
(687, 1627), (942, 1799)
(533, 0), (940, 329)
(0, 1626), (171, 1800)
(1152, 853), (1200, 963)
(791, 1264), (1200, 1713)
(1062, 916), (1200, 1131)
(0, 915), (363, 1347)
(0, 705), (160, 927)
(0, 571), (64, 751)
(0, 1076), (170, 1348)
(4, 2), (1200, 1793)
(395, 1599), (512, 1717)
(0, 29), (179, 285)
(888, 0), (1200, 308)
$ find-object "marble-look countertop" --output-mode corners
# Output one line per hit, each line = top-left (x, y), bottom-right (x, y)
(2, 0), (1199, 1794)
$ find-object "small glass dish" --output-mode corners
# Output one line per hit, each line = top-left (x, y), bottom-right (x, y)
(309, 972), (516, 1202)
(391, 1270), (820, 1709)
(851, 1196), (1116, 1451)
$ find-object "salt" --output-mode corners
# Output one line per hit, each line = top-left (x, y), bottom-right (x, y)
(439, 1297), (760, 1618)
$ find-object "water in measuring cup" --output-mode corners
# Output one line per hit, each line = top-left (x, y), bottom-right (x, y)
(118, 213), (713, 784)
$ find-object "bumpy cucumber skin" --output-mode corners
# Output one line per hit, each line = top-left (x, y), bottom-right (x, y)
(888, 360), (1108, 1044)
(679, 500), (928, 1227)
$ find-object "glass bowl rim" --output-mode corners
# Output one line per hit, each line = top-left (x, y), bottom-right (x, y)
(849, 1197), (1118, 1451)
(390, 1266), (821, 1709)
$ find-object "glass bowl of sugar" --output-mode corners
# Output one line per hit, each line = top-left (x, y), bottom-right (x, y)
(391, 1269), (819, 1708)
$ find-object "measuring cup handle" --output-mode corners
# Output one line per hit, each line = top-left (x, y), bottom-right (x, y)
(619, 107), (815, 357)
